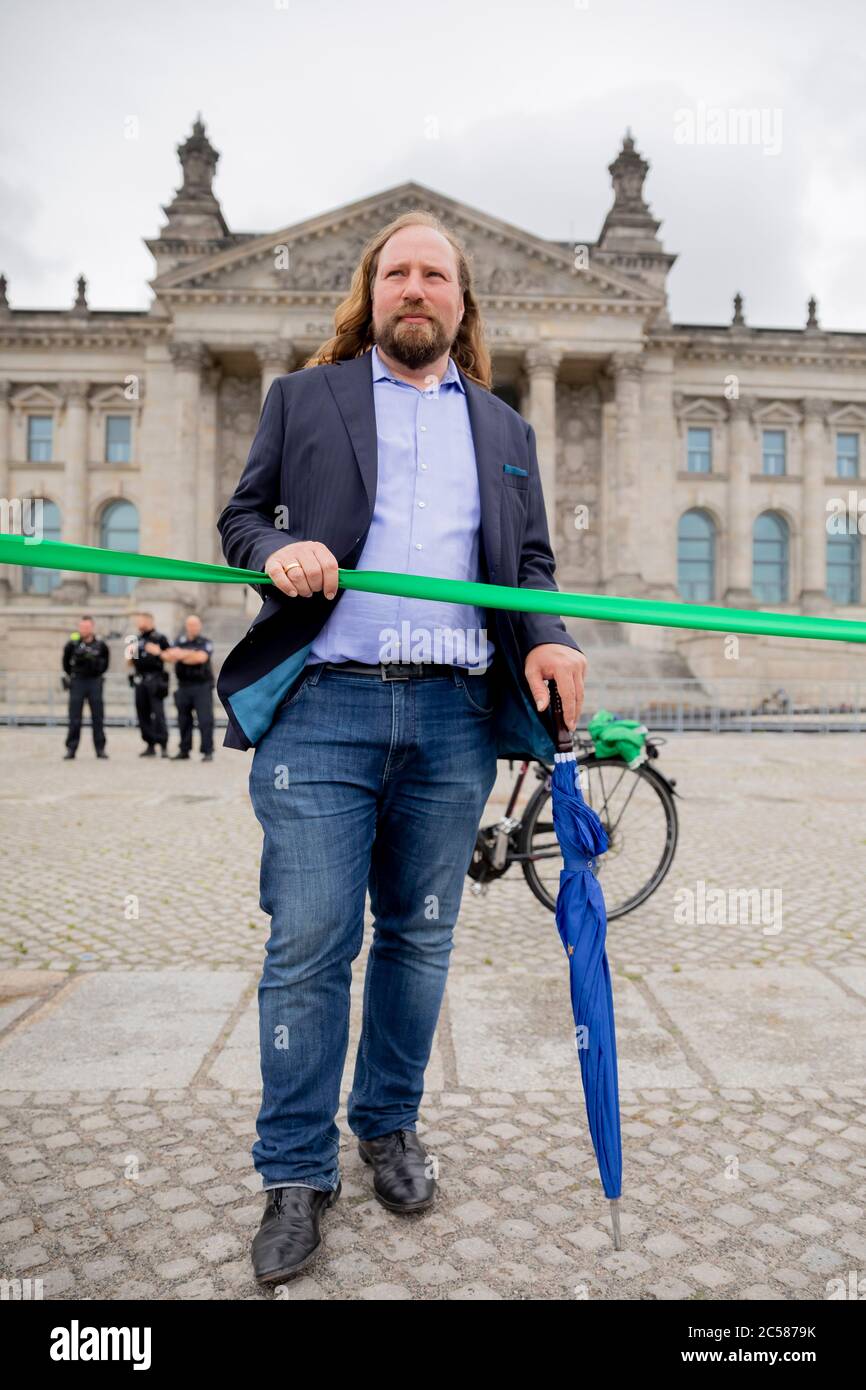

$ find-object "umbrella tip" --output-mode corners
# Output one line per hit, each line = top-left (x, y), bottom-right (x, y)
(609, 1197), (623, 1250)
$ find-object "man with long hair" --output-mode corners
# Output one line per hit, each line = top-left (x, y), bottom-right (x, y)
(217, 210), (586, 1285)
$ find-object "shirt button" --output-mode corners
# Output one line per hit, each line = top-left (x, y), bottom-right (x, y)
(418, 501), (426, 508)
(421, 463), (427, 470)
(420, 425), (427, 432)
(415, 543), (422, 550)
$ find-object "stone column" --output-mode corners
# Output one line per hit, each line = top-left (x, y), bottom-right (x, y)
(54, 379), (90, 601)
(196, 363), (222, 571)
(597, 372), (616, 589)
(523, 346), (562, 528)
(640, 357), (678, 603)
(723, 396), (755, 605)
(256, 341), (296, 405)
(605, 352), (644, 593)
(800, 397), (830, 613)
(0, 380), (10, 595)
(168, 342), (209, 600)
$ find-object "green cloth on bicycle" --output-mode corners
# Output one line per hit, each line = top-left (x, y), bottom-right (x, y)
(588, 709), (649, 769)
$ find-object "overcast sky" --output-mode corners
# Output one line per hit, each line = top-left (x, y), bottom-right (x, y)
(1, 0), (864, 331)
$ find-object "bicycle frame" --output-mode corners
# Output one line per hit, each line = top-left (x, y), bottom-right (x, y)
(490, 759), (541, 866)
(499, 747), (679, 868)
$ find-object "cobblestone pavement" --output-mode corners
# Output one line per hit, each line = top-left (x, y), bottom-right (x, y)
(1, 729), (864, 1300)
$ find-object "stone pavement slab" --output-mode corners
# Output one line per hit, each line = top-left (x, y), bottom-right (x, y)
(834, 965), (866, 999)
(0, 972), (250, 1090)
(447, 968), (704, 1090)
(646, 966), (865, 1089)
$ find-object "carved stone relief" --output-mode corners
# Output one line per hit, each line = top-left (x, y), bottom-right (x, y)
(217, 375), (261, 515)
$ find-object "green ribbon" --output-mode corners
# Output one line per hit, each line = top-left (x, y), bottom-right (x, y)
(1, 534), (865, 644)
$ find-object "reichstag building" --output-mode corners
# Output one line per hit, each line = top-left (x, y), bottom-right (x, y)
(1, 118), (863, 691)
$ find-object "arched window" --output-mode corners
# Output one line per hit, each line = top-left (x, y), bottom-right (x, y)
(22, 499), (62, 593)
(752, 512), (789, 603)
(826, 531), (861, 605)
(99, 500), (139, 596)
(677, 509), (716, 602)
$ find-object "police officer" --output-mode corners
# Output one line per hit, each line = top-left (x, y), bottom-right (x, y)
(126, 611), (170, 757)
(164, 614), (215, 762)
(62, 615), (110, 760)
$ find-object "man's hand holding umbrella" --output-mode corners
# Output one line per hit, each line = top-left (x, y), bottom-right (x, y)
(525, 643), (587, 731)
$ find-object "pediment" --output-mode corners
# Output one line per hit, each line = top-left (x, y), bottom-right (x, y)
(11, 385), (63, 410)
(752, 400), (803, 425)
(90, 383), (145, 412)
(151, 182), (659, 305)
(674, 395), (728, 421)
(827, 404), (866, 428)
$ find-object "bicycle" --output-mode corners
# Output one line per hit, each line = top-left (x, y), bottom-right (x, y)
(467, 732), (680, 920)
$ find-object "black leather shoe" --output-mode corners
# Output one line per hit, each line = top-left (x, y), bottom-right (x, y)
(96, 751), (109, 759)
(358, 1129), (435, 1212)
(139, 746), (155, 757)
(170, 752), (190, 760)
(251, 1181), (341, 1285)
(63, 751), (75, 760)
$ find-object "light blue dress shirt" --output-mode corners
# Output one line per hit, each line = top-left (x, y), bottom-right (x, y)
(305, 342), (495, 669)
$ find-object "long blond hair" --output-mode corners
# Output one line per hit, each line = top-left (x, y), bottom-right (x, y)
(303, 210), (492, 389)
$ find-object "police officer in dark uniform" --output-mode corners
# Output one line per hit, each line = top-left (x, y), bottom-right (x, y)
(164, 614), (215, 761)
(62, 615), (110, 760)
(126, 611), (170, 757)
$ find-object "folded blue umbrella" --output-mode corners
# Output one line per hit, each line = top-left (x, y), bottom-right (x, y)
(547, 680), (623, 1248)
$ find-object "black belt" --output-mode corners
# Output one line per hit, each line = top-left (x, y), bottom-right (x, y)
(323, 660), (489, 682)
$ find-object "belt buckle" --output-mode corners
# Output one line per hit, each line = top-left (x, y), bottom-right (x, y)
(380, 662), (415, 681)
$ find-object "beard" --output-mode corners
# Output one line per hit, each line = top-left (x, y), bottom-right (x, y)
(376, 310), (455, 369)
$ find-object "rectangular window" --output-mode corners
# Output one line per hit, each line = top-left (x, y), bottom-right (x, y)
(826, 535), (861, 605)
(687, 426), (712, 473)
(836, 433), (859, 479)
(27, 415), (53, 462)
(105, 414), (132, 463)
(762, 429), (786, 475)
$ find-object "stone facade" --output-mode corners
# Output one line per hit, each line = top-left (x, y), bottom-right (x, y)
(1, 118), (865, 687)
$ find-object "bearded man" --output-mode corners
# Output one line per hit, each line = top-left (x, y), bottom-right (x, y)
(217, 210), (586, 1284)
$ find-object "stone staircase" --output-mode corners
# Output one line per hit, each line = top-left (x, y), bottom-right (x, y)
(559, 615), (712, 708)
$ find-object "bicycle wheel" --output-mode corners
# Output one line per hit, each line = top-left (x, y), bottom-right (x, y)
(519, 756), (678, 919)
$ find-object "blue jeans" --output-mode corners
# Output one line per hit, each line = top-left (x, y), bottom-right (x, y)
(248, 662), (499, 1192)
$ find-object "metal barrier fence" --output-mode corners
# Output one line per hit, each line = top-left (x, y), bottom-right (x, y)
(585, 678), (864, 734)
(0, 673), (227, 729)
(0, 672), (863, 734)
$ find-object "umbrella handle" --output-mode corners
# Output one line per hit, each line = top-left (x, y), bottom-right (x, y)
(545, 678), (573, 754)
(609, 1198), (623, 1250)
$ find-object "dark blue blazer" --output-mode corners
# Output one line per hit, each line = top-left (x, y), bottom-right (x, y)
(216, 349), (581, 760)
